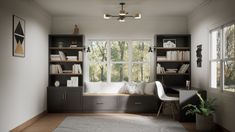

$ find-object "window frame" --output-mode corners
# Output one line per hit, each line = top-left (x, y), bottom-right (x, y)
(210, 21), (235, 93)
(87, 39), (152, 83)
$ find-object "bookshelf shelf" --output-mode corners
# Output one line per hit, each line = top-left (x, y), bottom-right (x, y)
(50, 60), (83, 63)
(50, 73), (82, 76)
(49, 47), (84, 50)
(157, 73), (190, 76)
(156, 47), (190, 50)
(155, 34), (191, 90)
(157, 60), (190, 63)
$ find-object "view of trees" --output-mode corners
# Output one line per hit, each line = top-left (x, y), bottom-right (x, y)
(224, 24), (235, 92)
(89, 40), (151, 82)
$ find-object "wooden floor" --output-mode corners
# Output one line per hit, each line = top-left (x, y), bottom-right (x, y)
(20, 113), (198, 132)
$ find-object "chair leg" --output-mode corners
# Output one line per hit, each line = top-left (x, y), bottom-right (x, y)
(157, 102), (164, 118)
(170, 102), (175, 119)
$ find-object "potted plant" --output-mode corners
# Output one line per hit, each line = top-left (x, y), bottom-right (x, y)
(183, 93), (216, 131)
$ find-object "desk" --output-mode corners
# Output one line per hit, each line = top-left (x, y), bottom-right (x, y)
(171, 88), (206, 122)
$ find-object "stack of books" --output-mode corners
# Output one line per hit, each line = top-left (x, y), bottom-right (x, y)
(50, 55), (61, 61)
(166, 68), (178, 73)
(67, 56), (77, 61)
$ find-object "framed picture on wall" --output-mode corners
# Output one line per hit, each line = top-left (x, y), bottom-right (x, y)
(13, 15), (25, 57)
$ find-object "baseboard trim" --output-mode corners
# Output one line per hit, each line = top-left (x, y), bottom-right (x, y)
(10, 111), (47, 132)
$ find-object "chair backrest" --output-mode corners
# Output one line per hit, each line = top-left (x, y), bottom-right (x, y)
(155, 81), (166, 100)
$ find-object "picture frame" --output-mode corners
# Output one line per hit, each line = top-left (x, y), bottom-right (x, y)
(13, 15), (25, 57)
(163, 39), (176, 48)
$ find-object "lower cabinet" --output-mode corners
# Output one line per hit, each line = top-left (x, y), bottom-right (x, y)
(83, 95), (159, 113)
(47, 87), (83, 112)
(84, 96), (119, 112)
(119, 96), (159, 113)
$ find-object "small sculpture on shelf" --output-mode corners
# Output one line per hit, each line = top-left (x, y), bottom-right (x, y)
(73, 24), (79, 34)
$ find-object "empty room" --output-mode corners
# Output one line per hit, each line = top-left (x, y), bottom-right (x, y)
(0, 0), (235, 132)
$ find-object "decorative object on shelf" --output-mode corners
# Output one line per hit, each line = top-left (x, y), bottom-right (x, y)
(13, 15), (25, 57)
(186, 80), (190, 90)
(58, 41), (64, 48)
(73, 24), (79, 34)
(54, 81), (60, 87)
(104, 2), (141, 22)
(163, 39), (176, 48)
(67, 77), (79, 87)
(196, 44), (202, 67)
(183, 93), (216, 131)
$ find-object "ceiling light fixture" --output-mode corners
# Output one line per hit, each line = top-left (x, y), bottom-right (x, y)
(104, 2), (141, 22)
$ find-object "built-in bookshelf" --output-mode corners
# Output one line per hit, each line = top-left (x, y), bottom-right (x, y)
(155, 34), (191, 90)
(48, 34), (84, 87)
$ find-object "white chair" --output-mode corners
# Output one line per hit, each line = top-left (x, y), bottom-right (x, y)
(155, 81), (179, 119)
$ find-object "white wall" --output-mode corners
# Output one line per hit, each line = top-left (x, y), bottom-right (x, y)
(0, 0), (51, 131)
(188, 0), (235, 131)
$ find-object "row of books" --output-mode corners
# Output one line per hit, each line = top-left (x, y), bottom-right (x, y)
(72, 64), (82, 74)
(50, 64), (63, 74)
(156, 63), (189, 74)
(158, 51), (190, 61)
(50, 51), (83, 61)
(50, 64), (82, 74)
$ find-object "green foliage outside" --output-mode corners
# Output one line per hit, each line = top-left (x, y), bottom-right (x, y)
(89, 40), (150, 82)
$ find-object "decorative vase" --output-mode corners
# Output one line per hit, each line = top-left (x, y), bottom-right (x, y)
(196, 114), (213, 131)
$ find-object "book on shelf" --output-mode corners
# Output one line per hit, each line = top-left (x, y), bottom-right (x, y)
(50, 64), (63, 74)
(156, 63), (166, 74)
(58, 51), (66, 61)
(178, 64), (190, 73)
(67, 56), (77, 61)
(50, 55), (61, 61)
(78, 51), (83, 61)
(165, 51), (190, 61)
(72, 64), (82, 74)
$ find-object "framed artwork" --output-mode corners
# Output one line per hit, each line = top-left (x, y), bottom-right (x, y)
(163, 39), (176, 48)
(13, 15), (25, 57)
(196, 44), (202, 67)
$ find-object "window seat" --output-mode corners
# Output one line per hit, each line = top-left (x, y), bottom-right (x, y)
(83, 82), (159, 113)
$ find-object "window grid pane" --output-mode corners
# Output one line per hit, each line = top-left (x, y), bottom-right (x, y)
(110, 41), (128, 62)
(224, 60), (235, 92)
(111, 64), (128, 82)
(211, 61), (221, 89)
(132, 41), (151, 62)
(224, 24), (235, 59)
(89, 41), (107, 62)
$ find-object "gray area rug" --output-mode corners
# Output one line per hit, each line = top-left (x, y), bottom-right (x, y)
(54, 115), (187, 132)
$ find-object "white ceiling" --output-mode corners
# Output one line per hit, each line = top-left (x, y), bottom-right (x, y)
(33, 0), (208, 17)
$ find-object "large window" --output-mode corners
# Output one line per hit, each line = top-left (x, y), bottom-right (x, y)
(210, 23), (235, 92)
(88, 40), (151, 82)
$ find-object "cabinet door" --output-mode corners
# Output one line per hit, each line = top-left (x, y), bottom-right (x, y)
(48, 87), (66, 112)
(65, 88), (82, 112)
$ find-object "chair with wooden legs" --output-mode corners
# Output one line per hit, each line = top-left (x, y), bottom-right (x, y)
(155, 81), (179, 119)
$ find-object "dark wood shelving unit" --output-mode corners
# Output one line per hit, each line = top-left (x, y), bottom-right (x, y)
(155, 34), (191, 91)
(48, 34), (84, 113)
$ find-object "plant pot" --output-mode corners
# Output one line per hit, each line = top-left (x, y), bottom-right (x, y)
(196, 114), (213, 131)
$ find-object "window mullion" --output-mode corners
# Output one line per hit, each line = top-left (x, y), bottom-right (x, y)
(128, 40), (132, 82)
(107, 40), (111, 82)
